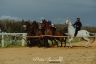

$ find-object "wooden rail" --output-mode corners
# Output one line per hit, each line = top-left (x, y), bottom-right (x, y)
(0, 33), (96, 47)
(25, 35), (96, 38)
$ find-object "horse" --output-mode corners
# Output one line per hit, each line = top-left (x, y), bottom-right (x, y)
(65, 19), (95, 47)
(40, 21), (67, 47)
(23, 20), (67, 47)
(23, 20), (51, 47)
(52, 30), (67, 47)
(23, 21), (41, 47)
(25, 20), (52, 47)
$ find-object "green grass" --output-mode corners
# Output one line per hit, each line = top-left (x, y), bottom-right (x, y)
(0, 36), (82, 48)
(70, 38), (81, 43)
(0, 35), (24, 48)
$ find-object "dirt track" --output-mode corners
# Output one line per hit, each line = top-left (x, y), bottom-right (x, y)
(0, 41), (96, 64)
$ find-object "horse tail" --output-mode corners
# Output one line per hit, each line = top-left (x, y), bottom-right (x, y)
(86, 31), (90, 37)
(89, 32), (95, 43)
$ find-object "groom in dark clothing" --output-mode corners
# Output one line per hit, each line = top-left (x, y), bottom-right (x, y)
(73, 17), (82, 37)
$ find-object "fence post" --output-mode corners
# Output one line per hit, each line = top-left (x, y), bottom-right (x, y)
(22, 33), (27, 46)
(1, 33), (4, 47)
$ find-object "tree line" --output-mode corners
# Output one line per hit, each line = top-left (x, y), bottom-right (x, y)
(0, 19), (96, 33)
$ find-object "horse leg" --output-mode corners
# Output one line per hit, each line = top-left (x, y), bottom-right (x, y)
(54, 39), (59, 47)
(44, 36), (49, 47)
(60, 38), (64, 47)
(68, 37), (73, 48)
(64, 37), (67, 47)
(61, 42), (63, 47)
(27, 38), (33, 47)
(49, 37), (53, 47)
(55, 39), (61, 47)
(37, 38), (41, 47)
(83, 37), (90, 47)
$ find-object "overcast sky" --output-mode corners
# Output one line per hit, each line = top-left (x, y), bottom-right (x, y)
(0, 0), (96, 26)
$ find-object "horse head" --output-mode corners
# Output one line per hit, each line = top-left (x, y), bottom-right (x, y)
(65, 19), (72, 26)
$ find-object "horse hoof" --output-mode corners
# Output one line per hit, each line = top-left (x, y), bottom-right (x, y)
(85, 45), (90, 48)
(60, 46), (62, 47)
(85, 46), (89, 48)
(68, 46), (72, 48)
(64, 45), (67, 47)
(85, 46), (88, 48)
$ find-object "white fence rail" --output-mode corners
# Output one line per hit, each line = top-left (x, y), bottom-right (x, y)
(0, 33), (96, 47)
(0, 33), (27, 47)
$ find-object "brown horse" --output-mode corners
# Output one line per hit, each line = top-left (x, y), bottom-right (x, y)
(23, 21), (41, 47)
(39, 19), (53, 47)
(40, 20), (67, 47)
(54, 31), (67, 47)
(24, 20), (50, 47)
(23, 20), (67, 47)
(50, 26), (67, 47)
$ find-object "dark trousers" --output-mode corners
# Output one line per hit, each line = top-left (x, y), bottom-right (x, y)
(74, 28), (80, 37)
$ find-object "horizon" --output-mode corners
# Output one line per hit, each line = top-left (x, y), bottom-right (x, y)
(0, 16), (96, 27)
